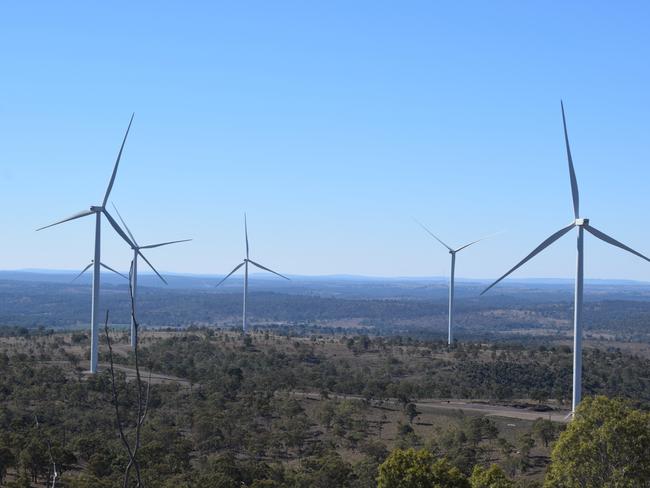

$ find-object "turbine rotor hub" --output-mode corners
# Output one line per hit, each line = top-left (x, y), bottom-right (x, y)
(90, 206), (103, 212)
(575, 218), (589, 226)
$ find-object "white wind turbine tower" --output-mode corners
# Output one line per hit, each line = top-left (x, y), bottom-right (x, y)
(482, 101), (650, 413)
(112, 203), (191, 349)
(37, 114), (137, 373)
(416, 220), (494, 345)
(216, 214), (290, 333)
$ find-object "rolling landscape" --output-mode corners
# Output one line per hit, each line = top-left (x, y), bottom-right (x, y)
(3, 272), (650, 345)
(3, 2), (650, 487)
(1, 273), (650, 486)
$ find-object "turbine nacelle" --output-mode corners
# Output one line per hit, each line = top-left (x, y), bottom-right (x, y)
(216, 215), (290, 335)
(482, 101), (650, 414)
(36, 113), (135, 374)
(111, 203), (191, 286)
(415, 218), (497, 345)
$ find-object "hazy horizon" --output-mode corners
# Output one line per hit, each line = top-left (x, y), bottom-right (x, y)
(3, 267), (650, 286)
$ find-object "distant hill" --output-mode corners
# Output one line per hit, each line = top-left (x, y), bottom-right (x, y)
(3, 269), (650, 299)
(2, 271), (650, 343)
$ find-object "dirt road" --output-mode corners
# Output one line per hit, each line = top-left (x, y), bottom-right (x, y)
(294, 391), (570, 423)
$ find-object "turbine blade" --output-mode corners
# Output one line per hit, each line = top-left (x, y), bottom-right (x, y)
(455, 231), (503, 253)
(585, 224), (650, 263)
(111, 202), (138, 247)
(481, 223), (575, 295)
(561, 101), (580, 219)
(71, 262), (93, 282)
(100, 262), (129, 280)
(139, 239), (192, 250)
(414, 219), (452, 251)
(102, 113), (134, 207)
(248, 259), (290, 281)
(102, 210), (136, 248)
(36, 209), (94, 231)
(215, 261), (246, 288)
(137, 250), (167, 284)
(245, 213), (249, 259)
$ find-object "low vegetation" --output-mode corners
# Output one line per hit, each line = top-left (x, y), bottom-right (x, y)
(0, 327), (649, 486)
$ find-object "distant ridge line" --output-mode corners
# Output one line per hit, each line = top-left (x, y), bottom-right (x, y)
(2, 269), (650, 286)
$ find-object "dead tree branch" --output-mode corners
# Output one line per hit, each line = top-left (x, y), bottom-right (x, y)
(104, 310), (140, 487)
(104, 259), (152, 487)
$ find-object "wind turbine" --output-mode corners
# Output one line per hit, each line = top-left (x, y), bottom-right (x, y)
(416, 221), (494, 345)
(111, 203), (191, 349)
(37, 114), (137, 373)
(216, 214), (290, 333)
(71, 261), (129, 283)
(482, 102), (650, 413)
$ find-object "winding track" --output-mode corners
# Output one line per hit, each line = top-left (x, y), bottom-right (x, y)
(294, 391), (570, 423)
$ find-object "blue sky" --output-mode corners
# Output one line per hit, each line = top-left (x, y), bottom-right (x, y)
(1, 1), (649, 279)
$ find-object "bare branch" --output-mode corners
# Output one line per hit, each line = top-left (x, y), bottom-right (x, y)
(104, 258), (152, 488)
(140, 368), (152, 427)
(128, 260), (146, 487)
(104, 310), (137, 488)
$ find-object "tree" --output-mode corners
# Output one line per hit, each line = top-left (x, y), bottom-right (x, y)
(496, 438), (514, 458)
(291, 451), (353, 488)
(516, 433), (534, 458)
(395, 422), (420, 449)
(0, 445), (15, 484)
(359, 439), (389, 462)
(103, 268), (153, 488)
(63, 473), (115, 488)
(19, 437), (49, 483)
(6, 470), (31, 488)
(405, 403), (418, 424)
(531, 418), (557, 448)
(377, 448), (470, 488)
(354, 457), (382, 488)
(530, 389), (548, 404)
(469, 465), (514, 488)
(87, 450), (113, 478)
(463, 417), (498, 446)
(544, 396), (650, 487)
